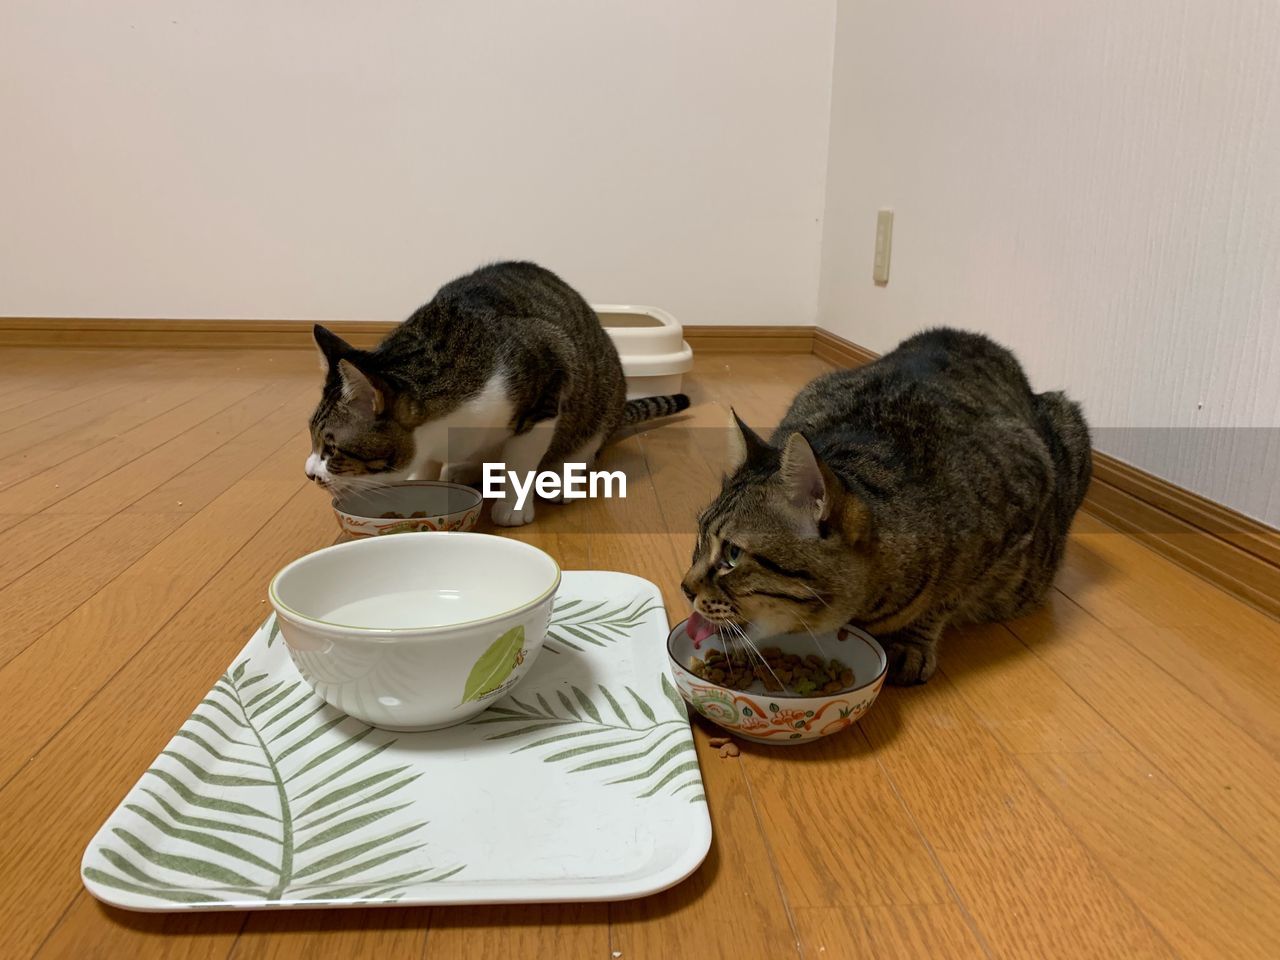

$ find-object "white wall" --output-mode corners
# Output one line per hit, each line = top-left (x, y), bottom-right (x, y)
(0, 1), (835, 326)
(818, 0), (1280, 524)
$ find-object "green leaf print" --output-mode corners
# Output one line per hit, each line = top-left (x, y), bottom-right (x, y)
(85, 653), (462, 906)
(470, 676), (703, 802)
(545, 596), (664, 652)
(459, 625), (526, 704)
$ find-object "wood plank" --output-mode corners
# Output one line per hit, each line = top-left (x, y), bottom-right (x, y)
(1059, 516), (1280, 758)
(0, 514), (107, 592)
(34, 898), (246, 960)
(0, 387), (312, 597)
(230, 908), (428, 960)
(859, 674), (1175, 958)
(0, 381), (133, 455)
(1007, 591), (1280, 876)
(0, 379), (212, 489)
(941, 621), (1124, 755)
(0, 488), (333, 958)
(1021, 750), (1280, 958)
(0, 383), (253, 514)
(43, 381), (292, 515)
(424, 905), (605, 960)
(745, 730), (954, 909)
(124, 388), (315, 515)
(794, 904), (989, 960)
(942, 608), (1280, 958)
(0, 441), (308, 787)
(0, 512), (187, 667)
(0, 383), (78, 414)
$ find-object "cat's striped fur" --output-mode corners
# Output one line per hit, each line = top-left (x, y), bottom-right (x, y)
(306, 261), (689, 525)
(682, 328), (1091, 684)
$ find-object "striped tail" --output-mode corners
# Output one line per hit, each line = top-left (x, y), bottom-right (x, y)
(623, 394), (691, 425)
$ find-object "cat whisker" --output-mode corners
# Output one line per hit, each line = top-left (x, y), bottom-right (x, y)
(798, 583), (832, 610)
(727, 622), (785, 691)
(793, 610), (830, 662)
(326, 474), (400, 496)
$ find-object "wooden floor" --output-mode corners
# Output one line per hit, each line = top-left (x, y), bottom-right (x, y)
(2, 346), (1279, 960)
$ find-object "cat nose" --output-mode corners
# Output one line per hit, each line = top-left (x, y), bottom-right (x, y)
(681, 578), (696, 603)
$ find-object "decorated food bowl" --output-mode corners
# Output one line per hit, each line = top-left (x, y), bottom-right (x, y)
(331, 480), (483, 538)
(666, 619), (887, 745)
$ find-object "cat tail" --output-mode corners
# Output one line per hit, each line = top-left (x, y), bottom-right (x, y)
(623, 394), (691, 425)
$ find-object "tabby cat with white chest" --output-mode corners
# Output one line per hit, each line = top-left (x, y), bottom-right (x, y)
(681, 328), (1091, 685)
(306, 261), (688, 525)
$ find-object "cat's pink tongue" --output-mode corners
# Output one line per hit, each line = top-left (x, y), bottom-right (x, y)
(686, 611), (720, 649)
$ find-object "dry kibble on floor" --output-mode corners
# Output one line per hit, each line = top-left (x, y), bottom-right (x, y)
(718, 742), (741, 758)
(707, 736), (731, 748)
(691, 646), (854, 696)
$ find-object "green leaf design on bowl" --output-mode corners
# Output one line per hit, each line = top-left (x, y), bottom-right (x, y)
(460, 626), (525, 705)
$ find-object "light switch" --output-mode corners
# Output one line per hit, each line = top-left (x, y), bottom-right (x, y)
(873, 209), (893, 286)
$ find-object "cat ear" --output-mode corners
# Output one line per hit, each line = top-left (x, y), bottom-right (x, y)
(313, 324), (352, 375)
(337, 357), (391, 416)
(779, 433), (870, 541)
(727, 408), (771, 472)
(779, 433), (834, 524)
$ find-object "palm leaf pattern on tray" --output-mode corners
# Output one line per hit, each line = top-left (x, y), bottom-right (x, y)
(545, 596), (665, 652)
(83, 655), (462, 905)
(471, 674), (705, 803)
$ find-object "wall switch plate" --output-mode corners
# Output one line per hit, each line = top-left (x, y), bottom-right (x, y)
(873, 209), (893, 285)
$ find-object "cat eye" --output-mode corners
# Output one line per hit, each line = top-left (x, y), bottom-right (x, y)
(720, 542), (743, 569)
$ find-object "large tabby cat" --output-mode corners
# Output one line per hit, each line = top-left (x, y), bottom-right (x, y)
(682, 328), (1091, 684)
(306, 261), (688, 525)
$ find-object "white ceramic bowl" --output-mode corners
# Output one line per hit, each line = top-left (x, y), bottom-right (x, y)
(331, 481), (483, 538)
(268, 532), (560, 731)
(667, 620), (887, 745)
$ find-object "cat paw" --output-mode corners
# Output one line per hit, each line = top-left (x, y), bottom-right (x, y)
(884, 639), (938, 686)
(440, 462), (483, 485)
(491, 498), (536, 527)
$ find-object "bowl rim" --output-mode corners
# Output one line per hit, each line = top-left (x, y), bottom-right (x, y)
(330, 480), (484, 522)
(268, 531), (561, 639)
(665, 617), (888, 698)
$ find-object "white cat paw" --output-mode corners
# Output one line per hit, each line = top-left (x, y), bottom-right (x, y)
(440, 462), (483, 485)
(491, 498), (536, 526)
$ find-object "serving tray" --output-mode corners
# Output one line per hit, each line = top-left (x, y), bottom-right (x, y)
(81, 571), (710, 911)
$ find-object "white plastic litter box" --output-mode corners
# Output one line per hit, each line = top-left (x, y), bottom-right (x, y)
(595, 304), (694, 401)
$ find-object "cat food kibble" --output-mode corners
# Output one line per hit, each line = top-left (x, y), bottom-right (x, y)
(689, 646), (855, 696)
(718, 742), (740, 759)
